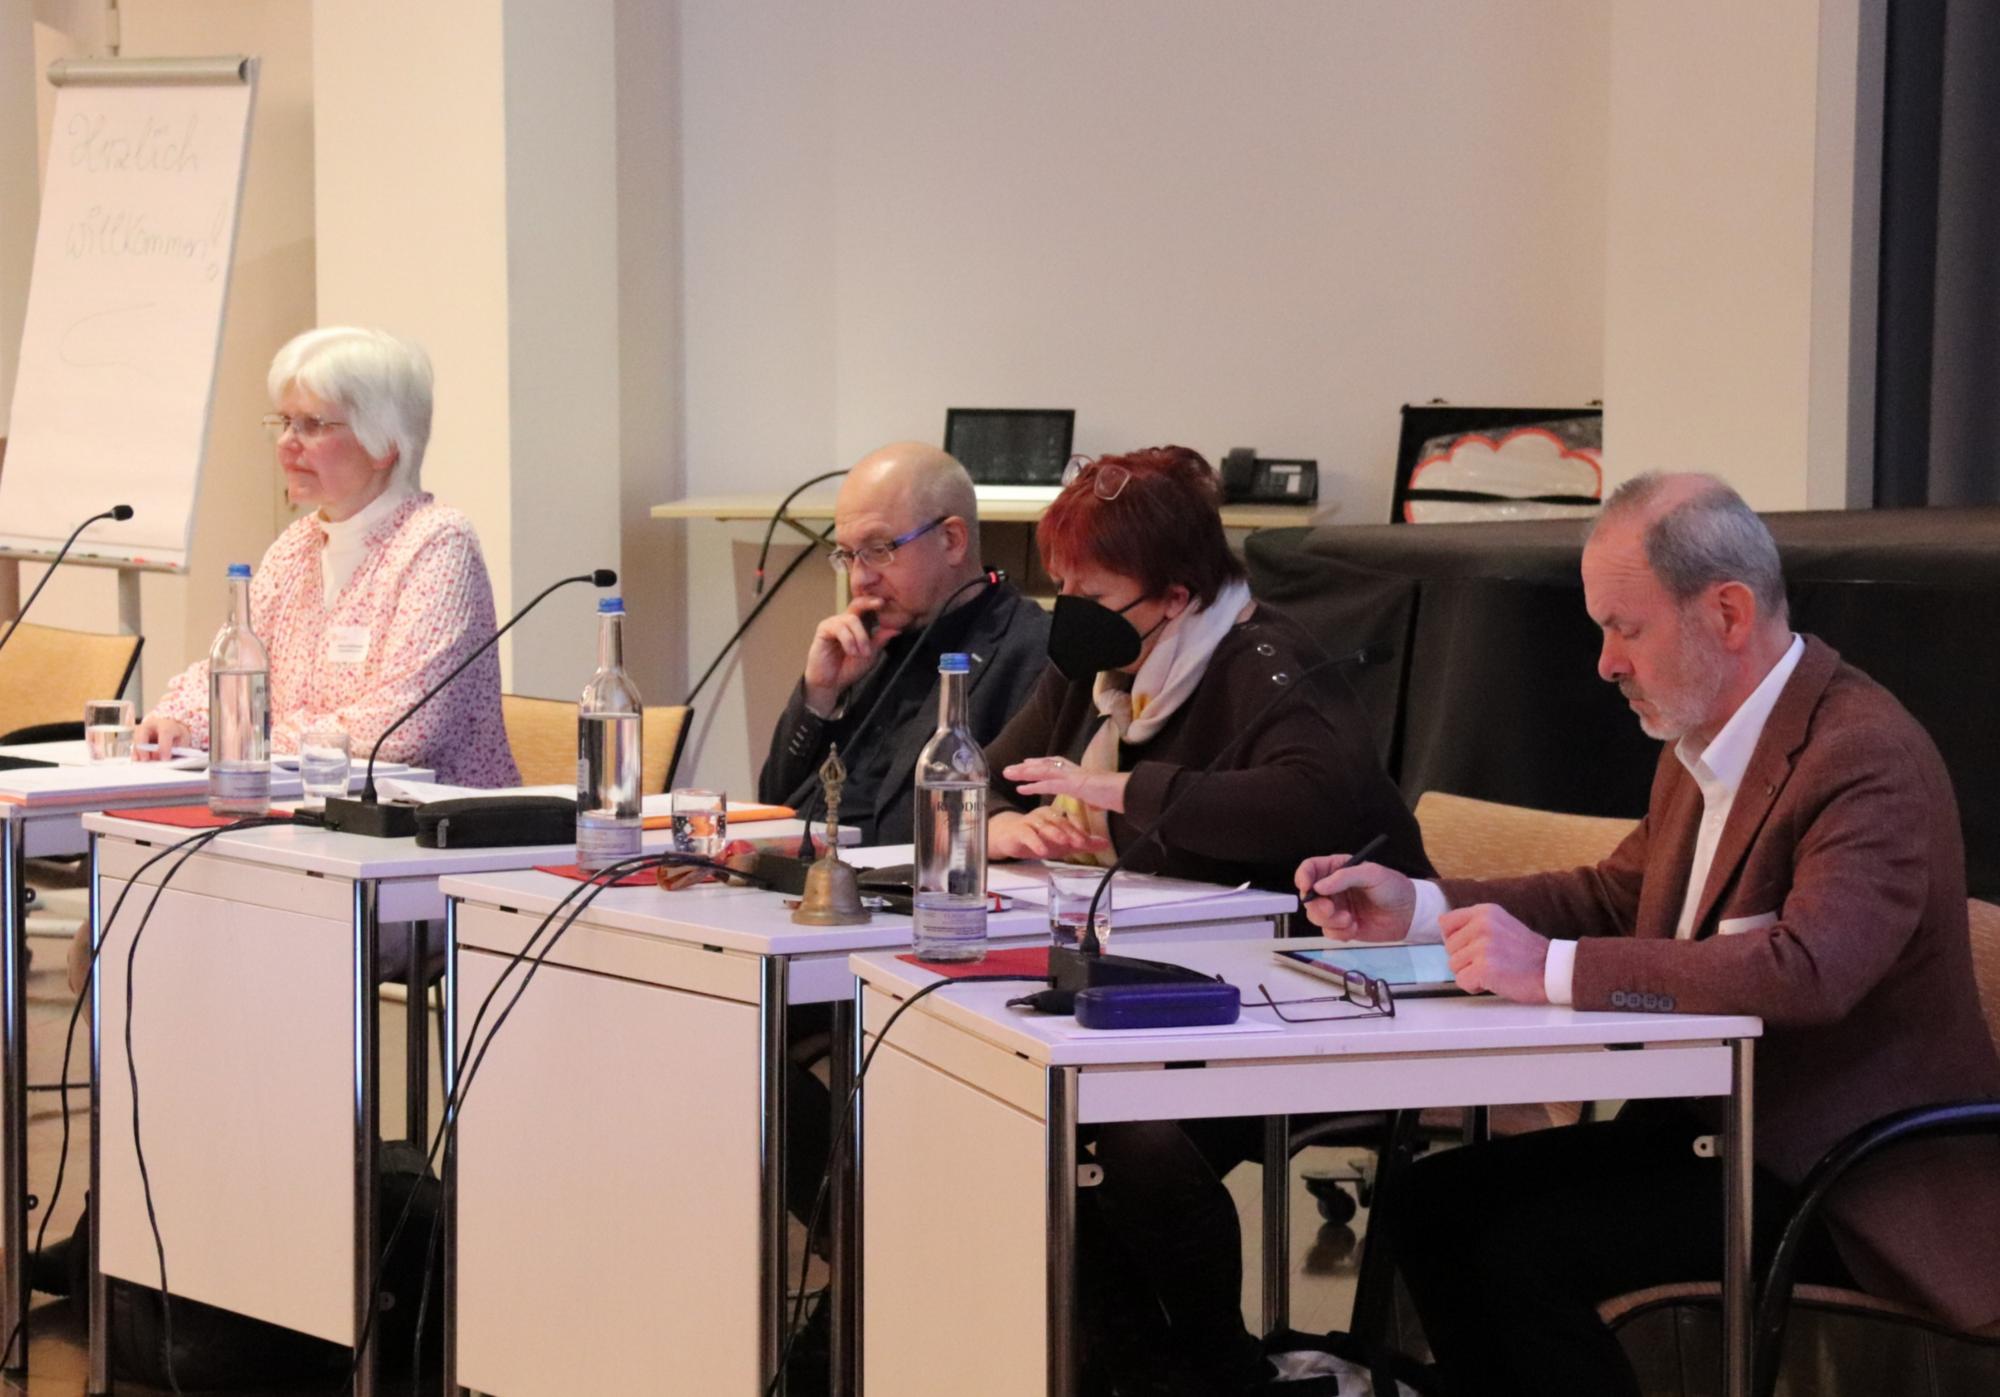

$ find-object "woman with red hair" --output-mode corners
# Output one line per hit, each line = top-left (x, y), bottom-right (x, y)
(984, 447), (1430, 1394)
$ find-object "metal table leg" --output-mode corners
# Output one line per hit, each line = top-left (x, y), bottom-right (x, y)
(1262, 1114), (1291, 1336)
(828, 990), (859, 1397)
(406, 920), (429, 1146)
(353, 882), (381, 1397)
(1723, 1038), (1754, 1397)
(87, 834), (109, 1394)
(1, 819), (27, 1376)
(1046, 1066), (1079, 1397)
(758, 957), (791, 1395)
(440, 901), (464, 1397)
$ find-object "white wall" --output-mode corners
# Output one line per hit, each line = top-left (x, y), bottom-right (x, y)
(672, 0), (1614, 796)
(1601, 0), (1879, 511)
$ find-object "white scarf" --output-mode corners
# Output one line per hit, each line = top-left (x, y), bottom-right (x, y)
(1064, 578), (1254, 855)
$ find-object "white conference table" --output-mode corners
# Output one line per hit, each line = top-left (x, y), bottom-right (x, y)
(84, 806), (823, 1397)
(850, 937), (1764, 1397)
(439, 865), (1296, 1397)
(0, 747), (427, 1378)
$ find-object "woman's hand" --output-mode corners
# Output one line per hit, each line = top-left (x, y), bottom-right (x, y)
(988, 806), (1110, 862)
(1002, 756), (1129, 815)
(132, 714), (191, 761)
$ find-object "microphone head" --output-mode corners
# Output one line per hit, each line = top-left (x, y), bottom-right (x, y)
(591, 569), (618, 588)
(985, 567), (1008, 585)
(111, 505), (135, 521)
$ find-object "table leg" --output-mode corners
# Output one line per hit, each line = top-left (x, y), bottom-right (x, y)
(828, 990), (859, 1397)
(353, 882), (381, 1397)
(1046, 1066), (1079, 1397)
(1723, 1038), (1754, 1397)
(1, 819), (26, 1376)
(1262, 1114), (1291, 1335)
(758, 957), (790, 1394)
(406, 920), (429, 1147)
(87, 834), (109, 1394)
(440, 901), (463, 1397)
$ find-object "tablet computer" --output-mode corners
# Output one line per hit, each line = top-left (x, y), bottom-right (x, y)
(1275, 943), (1468, 997)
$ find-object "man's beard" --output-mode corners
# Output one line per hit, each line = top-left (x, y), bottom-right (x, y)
(1623, 617), (1729, 742)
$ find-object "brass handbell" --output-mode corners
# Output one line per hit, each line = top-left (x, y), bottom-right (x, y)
(792, 744), (870, 926)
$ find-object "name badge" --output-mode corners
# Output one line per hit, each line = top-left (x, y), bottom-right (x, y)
(326, 626), (372, 664)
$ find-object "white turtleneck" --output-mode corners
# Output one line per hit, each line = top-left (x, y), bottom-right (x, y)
(319, 486), (413, 607)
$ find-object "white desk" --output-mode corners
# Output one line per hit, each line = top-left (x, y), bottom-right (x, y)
(440, 867), (1295, 1397)
(84, 809), (820, 1397)
(0, 751), (425, 1378)
(850, 937), (1764, 1397)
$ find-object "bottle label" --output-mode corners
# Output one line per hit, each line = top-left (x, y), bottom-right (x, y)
(576, 815), (642, 869)
(913, 899), (988, 938)
(209, 766), (270, 801)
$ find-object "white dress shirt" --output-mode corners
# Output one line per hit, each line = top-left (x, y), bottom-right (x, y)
(318, 486), (412, 607)
(1405, 634), (1805, 1004)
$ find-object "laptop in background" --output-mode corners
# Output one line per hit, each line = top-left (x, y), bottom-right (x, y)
(945, 407), (1075, 504)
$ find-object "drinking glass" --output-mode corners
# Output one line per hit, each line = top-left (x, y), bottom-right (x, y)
(1046, 862), (1113, 950)
(84, 699), (135, 762)
(671, 788), (728, 861)
(299, 727), (351, 806)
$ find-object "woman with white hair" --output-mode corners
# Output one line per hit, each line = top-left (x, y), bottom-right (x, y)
(134, 327), (519, 787)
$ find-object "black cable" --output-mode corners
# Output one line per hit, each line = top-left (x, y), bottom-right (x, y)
(765, 972), (1043, 1397)
(791, 568), (1005, 858)
(684, 520), (837, 709)
(753, 470), (848, 597)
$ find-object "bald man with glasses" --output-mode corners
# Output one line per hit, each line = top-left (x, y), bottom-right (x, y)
(759, 441), (1050, 844)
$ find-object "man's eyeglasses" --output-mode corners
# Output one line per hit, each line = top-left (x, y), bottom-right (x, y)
(827, 514), (948, 573)
(1254, 970), (1396, 1023)
(261, 413), (348, 443)
(1061, 455), (1131, 502)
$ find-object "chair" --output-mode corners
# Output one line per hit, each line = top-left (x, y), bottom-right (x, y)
(1601, 898), (2000, 1397)
(0, 621), (143, 742)
(500, 694), (691, 793)
(1413, 790), (1637, 882)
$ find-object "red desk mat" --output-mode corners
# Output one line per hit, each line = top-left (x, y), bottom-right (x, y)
(103, 805), (280, 830)
(534, 864), (659, 887)
(896, 946), (1049, 979)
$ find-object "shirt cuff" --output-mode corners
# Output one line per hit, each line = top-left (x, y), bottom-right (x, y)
(1543, 938), (1577, 1006)
(1406, 880), (1448, 943)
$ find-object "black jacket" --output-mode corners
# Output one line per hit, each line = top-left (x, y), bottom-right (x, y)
(758, 582), (1051, 844)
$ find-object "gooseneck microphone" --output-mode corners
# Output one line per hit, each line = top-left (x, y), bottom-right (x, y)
(318, 567), (618, 838)
(1039, 639), (1393, 1001)
(754, 469), (847, 596)
(0, 504), (135, 656)
(788, 567), (1009, 861)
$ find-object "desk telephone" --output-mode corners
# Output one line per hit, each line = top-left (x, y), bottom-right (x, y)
(1221, 448), (1317, 505)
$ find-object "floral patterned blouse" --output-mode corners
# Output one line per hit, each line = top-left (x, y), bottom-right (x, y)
(154, 492), (521, 787)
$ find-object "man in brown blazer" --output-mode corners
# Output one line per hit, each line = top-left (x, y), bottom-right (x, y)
(1298, 473), (2000, 1396)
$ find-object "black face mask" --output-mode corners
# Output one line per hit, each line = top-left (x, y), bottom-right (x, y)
(1047, 593), (1162, 684)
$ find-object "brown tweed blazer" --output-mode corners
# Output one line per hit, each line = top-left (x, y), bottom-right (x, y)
(1439, 636), (2000, 1330)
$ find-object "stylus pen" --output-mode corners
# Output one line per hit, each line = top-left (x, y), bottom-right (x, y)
(1303, 831), (1389, 908)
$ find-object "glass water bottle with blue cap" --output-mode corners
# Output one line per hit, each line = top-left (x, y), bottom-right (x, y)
(577, 595), (643, 869)
(913, 651), (988, 960)
(207, 562), (271, 816)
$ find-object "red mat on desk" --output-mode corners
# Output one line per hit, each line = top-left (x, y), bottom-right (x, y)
(896, 946), (1049, 979)
(534, 864), (659, 887)
(103, 805), (287, 830)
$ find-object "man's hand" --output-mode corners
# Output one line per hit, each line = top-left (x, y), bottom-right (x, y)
(1294, 855), (1415, 941)
(133, 713), (191, 760)
(1438, 903), (1550, 1002)
(989, 806), (1109, 862)
(802, 599), (900, 715)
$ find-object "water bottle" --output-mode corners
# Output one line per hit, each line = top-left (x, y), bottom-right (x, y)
(207, 562), (271, 816)
(913, 652), (988, 961)
(577, 596), (643, 870)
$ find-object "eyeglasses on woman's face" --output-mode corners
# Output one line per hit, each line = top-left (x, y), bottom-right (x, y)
(826, 514), (948, 573)
(1061, 455), (1130, 501)
(261, 413), (349, 443)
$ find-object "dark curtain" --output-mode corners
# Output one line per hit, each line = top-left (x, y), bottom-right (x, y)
(1875, 0), (2000, 506)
